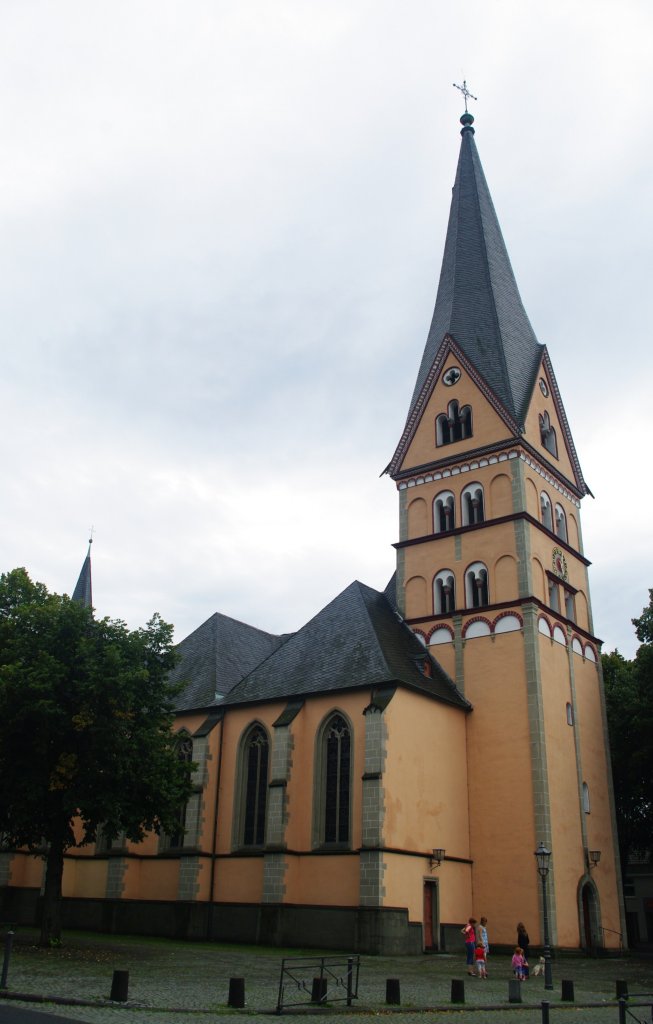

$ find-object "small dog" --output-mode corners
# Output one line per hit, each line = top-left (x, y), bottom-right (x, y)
(531, 957), (546, 977)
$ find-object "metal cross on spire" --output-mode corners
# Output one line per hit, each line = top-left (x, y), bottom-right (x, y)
(453, 79), (478, 113)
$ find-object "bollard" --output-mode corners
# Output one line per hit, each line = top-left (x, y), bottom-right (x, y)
(0, 931), (14, 989)
(508, 979), (522, 1003)
(109, 969), (129, 1002)
(618, 996), (627, 1024)
(311, 976), (327, 1003)
(450, 979), (465, 1003)
(228, 977), (245, 1008)
(561, 979), (574, 1002)
(386, 978), (401, 1005)
(616, 979), (628, 1000)
(541, 1000), (550, 1024)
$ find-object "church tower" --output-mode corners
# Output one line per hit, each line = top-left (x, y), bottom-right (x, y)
(387, 108), (625, 950)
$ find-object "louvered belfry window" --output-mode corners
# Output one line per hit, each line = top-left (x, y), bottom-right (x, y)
(324, 715), (351, 843)
(243, 726), (269, 846)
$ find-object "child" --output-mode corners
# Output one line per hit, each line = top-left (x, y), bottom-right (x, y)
(512, 946), (527, 981)
(474, 942), (487, 978)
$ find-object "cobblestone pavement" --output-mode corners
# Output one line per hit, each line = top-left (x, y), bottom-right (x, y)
(0, 930), (652, 1024)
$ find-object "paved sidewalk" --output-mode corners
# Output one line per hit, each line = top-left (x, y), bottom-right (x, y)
(0, 930), (652, 1024)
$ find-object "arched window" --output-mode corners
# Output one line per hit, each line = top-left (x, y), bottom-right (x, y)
(461, 483), (485, 526)
(582, 782), (591, 814)
(435, 400), (473, 446)
(433, 490), (455, 533)
(315, 713), (352, 846)
(169, 733), (194, 849)
(548, 577), (560, 612)
(540, 491), (553, 531)
(554, 504), (568, 542)
(239, 724), (269, 847)
(434, 570), (456, 614)
(539, 411), (558, 458)
(465, 562), (489, 609)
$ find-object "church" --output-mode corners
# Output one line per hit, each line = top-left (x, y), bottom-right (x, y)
(1, 108), (626, 955)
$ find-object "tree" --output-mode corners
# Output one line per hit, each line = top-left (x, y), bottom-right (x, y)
(0, 568), (193, 945)
(602, 590), (653, 873)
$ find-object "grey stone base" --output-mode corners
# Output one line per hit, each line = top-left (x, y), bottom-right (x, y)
(1, 886), (422, 954)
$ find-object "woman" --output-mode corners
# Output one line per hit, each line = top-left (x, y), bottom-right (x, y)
(517, 922), (530, 962)
(461, 917), (477, 974)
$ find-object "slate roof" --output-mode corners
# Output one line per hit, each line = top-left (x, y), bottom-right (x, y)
(407, 117), (543, 431)
(221, 580), (469, 711)
(72, 543), (93, 608)
(171, 611), (290, 712)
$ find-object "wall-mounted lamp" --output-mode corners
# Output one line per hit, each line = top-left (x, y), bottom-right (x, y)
(587, 849), (601, 870)
(429, 848), (445, 870)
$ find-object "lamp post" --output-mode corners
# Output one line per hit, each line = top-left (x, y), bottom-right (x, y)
(535, 842), (554, 990)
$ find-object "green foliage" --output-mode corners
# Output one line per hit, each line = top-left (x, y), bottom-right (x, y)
(603, 591), (653, 870)
(0, 568), (194, 941)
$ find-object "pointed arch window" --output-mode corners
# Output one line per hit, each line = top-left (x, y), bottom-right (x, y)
(434, 570), (456, 614)
(540, 491), (553, 532)
(465, 562), (489, 609)
(237, 724), (269, 848)
(554, 503), (568, 543)
(539, 412), (558, 458)
(436, 400), (473, 446)
(461, 483), (485, 526)
(314, 713), (352, 847)
(433, 490), (455, 533)
(168, 732), (194, 849)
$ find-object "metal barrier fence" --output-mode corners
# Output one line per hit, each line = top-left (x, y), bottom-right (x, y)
(618, 993), (653, 1024)
(276, 954), (359, 1013)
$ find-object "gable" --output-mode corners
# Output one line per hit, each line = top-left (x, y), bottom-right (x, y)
(392, 340), (518, 477)
(521, 350), (589, 495)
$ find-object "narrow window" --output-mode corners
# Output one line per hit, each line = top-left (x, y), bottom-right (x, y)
(434, 570), (456, 614)
(566, 702), (574, 726)
(462, 483), (485, 526)
(322, 714), (351, 845)
(169, 734), (194, 849)
(435, 401), (473, 446)
(554, 504), (568, 542)
(465, 562), (489, 609)
(582, 782), (591, 814)
(242, 725), (269, 846)
(564, 591), (575, 622)
(539, 412), (558, 458)
(434, 491), (455, 533)
(548, 578), (560, 612)
(540, 492), (553, 532)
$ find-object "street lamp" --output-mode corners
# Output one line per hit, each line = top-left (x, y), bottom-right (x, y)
(534, 842), (554, 991)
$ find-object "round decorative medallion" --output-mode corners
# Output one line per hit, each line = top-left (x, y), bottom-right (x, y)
(443, 366), (461, 386)
(539, 377), (549, 397)
(552, 546), (568, 581)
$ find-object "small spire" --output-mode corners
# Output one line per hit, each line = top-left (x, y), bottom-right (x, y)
(72, 531), (93, 608)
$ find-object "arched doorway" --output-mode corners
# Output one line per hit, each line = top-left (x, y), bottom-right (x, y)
(580, 880), (602, 952)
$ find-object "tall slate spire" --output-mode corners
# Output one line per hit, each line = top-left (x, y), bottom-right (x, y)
(408, 112), (543, 430)
(72, 538), (93, 608)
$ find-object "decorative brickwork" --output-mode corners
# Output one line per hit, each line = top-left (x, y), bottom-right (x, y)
(178, 855), (202, 901)
(263, 852), (287, 903)
(359, 705), (388, 906)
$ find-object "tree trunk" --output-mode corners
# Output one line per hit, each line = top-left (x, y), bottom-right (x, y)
(40, 837), (65, 946)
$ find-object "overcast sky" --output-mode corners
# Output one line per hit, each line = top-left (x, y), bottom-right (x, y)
(1, 0), (651, 658)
